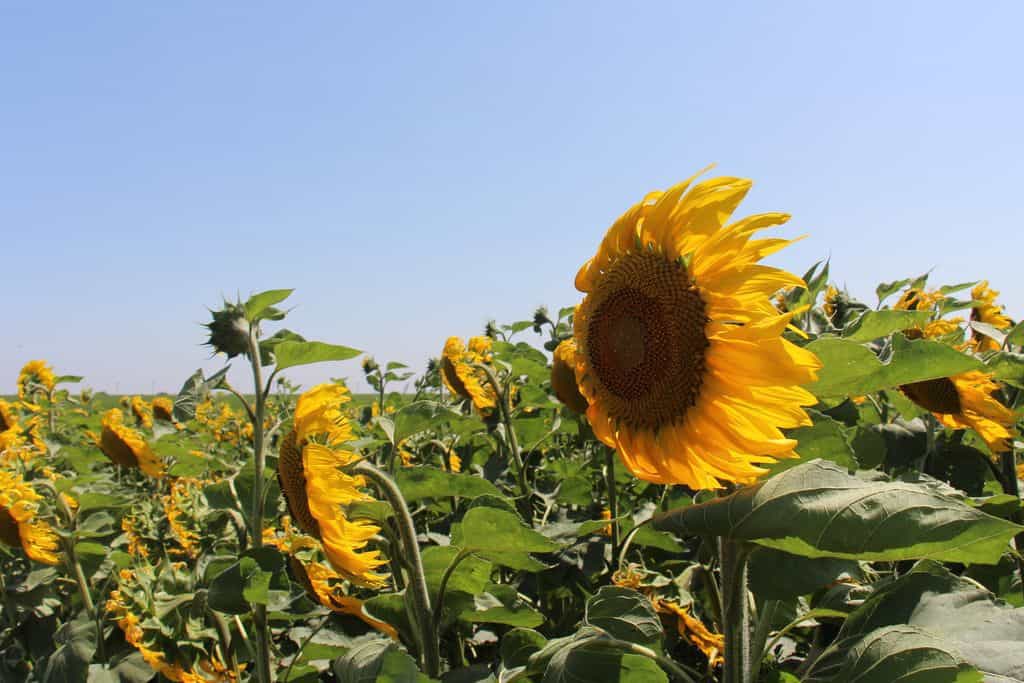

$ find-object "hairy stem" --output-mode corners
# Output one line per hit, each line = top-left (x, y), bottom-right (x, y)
(356, 461), (441, 678)
(720, 539), (752, 683)
(603, 445), (620, 554)
(246, 326), (272, 683)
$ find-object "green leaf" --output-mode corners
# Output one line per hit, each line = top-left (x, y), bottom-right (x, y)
(876, 278), (912, 304)
(458, 507), (561, 555)
(42, 613), (97, 683)
(1005, 321), (1024, 348)
(332, 638), (432, 683)
(539, 632), (668, 683)
(499, 628), (548, 680)
(834, 562), (1024, 680)
(395, 467), (500, 503)
(806, 335), (984, 399)
(208, 548), (286, 614)
(421, 546), (492, 601)
(364, 593), (415, 645)
(172, 366), (230, 421)
(748, 548), (861, 601)
(584, 587), (663, 646)
(841, 310), (931, 342)
(463, 587), (545, 628)
(803, 625), (981, 683)
(244, 288), (294, 322)
(273, 341), (362, 371)
(652, 459), (1022, 564)
(985, 351), (1024, 389)
(771, 412), (855, 475)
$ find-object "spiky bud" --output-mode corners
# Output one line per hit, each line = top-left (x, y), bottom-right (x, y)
(361, 356), (379, 376)
(204, 301), (251, 358)
(532, 306), (552, 334)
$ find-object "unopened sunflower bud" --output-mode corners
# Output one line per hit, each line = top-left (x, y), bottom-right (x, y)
(204, 301), (251, 358)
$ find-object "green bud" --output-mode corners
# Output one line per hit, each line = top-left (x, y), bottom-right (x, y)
(204, 301), (251, 358)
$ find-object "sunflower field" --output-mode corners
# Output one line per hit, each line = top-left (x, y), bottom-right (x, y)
(3, 173), (1024, 683)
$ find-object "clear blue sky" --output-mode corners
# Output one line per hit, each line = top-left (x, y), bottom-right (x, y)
(3, 2), (1022, 394)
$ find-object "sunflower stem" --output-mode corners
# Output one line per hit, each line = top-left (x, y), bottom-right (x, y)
(356, 461), (441, 678)
(603, 445), (620, 554)
(480, 365), (531, 523)
(997, 449), (1024, 601)
(720, 538), (752, 683)
(246, 324), (273, 683)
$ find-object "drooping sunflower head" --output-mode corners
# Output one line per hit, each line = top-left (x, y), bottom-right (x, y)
(98, 409), (165, 478)
(0, 400), (17, 433)
(439, 337), (498, 415)
(550, 338), (588, 415)
(893, 287), (942, 313)
(152, 397), (175, 423)
(277, 383), (388, 587)
(130, 396), (154, 429)
(970, 281), (1013, 351)
(573, 171), (821, 488)
(901, 370), (1018, 454)
(17, 360), (55, 403)
(287, 556), (398, 638)
(0, 469), (60, 565)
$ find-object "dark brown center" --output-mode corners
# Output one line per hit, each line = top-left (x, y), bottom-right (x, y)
(278, 429), (321, 538)
(900, 377), (962, 414)
(0, 506), (21, 549)
(585, 252), (709, 429)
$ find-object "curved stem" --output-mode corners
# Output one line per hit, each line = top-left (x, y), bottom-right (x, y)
(586, 633), (700, 683)
(616, 517), (653, 570)
(480, 366), (529, 516)
(221, 381), (257, 425)
(356, 461), (441, 678)
(433, 549), (471, 632)
(282, 613), (330, 683)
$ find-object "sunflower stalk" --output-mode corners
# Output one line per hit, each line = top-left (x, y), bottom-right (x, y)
(355, 461), (441, 678)
(479, 365), (531, 523)
(245, 324), (273, 683)
(719, 538), (753, 683)
(602, 445), (620, 554)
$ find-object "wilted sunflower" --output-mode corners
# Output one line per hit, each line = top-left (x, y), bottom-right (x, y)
(657, 601), (724, 668)
(277, 383), (388, 587)
(287, 556), (398, 639)
(572, 172), (822, 488)
(970, 281), (1013, 351)
(0, 469), (60, 565)
(900, 371), (1017, 454)
(97, 409), (165, 477)
(551, 338), (589, 415)
(440, 337), (498, 414)
(0, 399), (17, 432)
(17, 360), (55, 403)
(892, 286), (964, 339)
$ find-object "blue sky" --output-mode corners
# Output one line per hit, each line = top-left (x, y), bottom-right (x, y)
(2, 2), (1021, 394)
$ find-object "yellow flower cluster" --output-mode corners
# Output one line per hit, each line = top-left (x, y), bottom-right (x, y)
(130, 396), (154, 428)
(17, 360), (55, 404)
(96, 409), (165, 477)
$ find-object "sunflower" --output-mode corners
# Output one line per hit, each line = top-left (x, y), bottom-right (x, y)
(440, 337), (498, 414)
(17, 360), (55, 403)
(970, 281), (1013, 351)
(900, 371), (1017, 454)
(163, 478), (203, 558)
(130, 396), (154, 428)
(550, 339), (589, 414)
(657, 601), (724, 668)
(152, 396), (175, 422)
(0, 400), (17, 432)
(287, 556), (398, 639)
(277, 383), (388, 587)
(572, 172), (822, 488)
(892, 286), (964, 340)
(97, 409), (165, 477)
(822, 285), (840, 320)
(0, 469), (60, 565)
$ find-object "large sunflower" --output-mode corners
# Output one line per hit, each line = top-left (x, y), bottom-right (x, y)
(572, 172), (822, 488)
(900, 371), (1017, 454)
(970, 281), (1013, 351)
(97, 409), (165, 477)
(277, 383), (388, 587)
(0, 469), (60, 565)
(440, 336), (498, 414)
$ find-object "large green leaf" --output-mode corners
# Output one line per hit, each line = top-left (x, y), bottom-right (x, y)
(332, 638), (432, 683)
(770, 412), (855, 475)
(457, 507), (560, 555)
(536, 630), (669, 683)
(499, 628), (548, 683)
(584, 587), (663, 646)
(985, 351), (1024, 389)
(806, 335), (983, 398)
(273, 341), (362, 371)
(841, 310), (931, 343)
(749, 548), (861, 601)
(395, 467), (499, 502)
(244, 288), (294, 322)
(802, 625), (981, 683)
(833, 562), (1024, 681)
(652, 460), (1021, 564)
